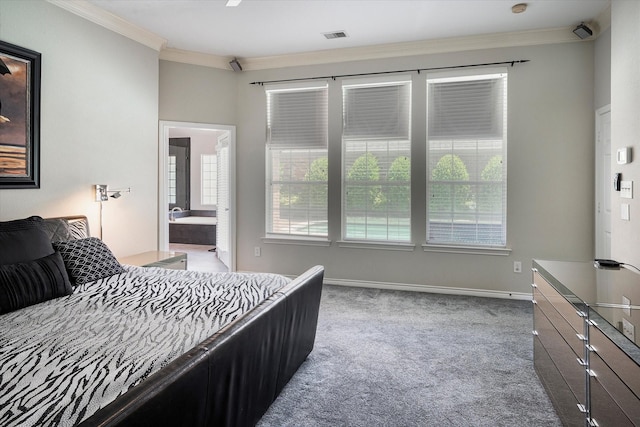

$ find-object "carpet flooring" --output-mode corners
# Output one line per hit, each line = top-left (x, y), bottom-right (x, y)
(257, 285), (562, 427)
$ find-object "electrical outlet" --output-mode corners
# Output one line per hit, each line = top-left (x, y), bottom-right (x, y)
(254, 246), (261, 257)
(622, 318), (635, 341)
(514, 261), (522, 273)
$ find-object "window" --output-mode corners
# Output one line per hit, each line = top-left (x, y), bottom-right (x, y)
(342, 77), (411, 242)
(168, 155), (177, 205)
(201, 154), (217, 206)
(266, 83), (328, 237)
(426, 70), (507, 247)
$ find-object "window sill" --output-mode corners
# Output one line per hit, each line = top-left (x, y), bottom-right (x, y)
(337, 240), (416, 252)
(422, 243), (511, 256)
(263, 235), (331, 247)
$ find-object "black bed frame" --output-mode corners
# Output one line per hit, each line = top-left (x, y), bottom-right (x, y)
(78, 265), (324, 427)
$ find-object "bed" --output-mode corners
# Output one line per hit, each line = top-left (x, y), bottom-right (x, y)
(0, 215), (324, 427)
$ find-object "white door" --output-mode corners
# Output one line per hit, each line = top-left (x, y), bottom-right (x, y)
(216, 133), (232, 269)
(595, 105), (612, 259)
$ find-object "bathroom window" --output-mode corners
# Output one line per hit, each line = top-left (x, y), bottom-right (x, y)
(201, 154), (217, 206)
(168, 155), (177, 205)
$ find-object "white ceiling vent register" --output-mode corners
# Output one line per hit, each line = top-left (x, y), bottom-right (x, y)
(323, 31), (348, 40)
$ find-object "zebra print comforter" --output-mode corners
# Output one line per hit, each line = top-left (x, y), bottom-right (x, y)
(0, 266), (290, 427)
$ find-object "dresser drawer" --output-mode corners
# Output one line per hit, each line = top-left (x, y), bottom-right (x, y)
(534, 287), (585, 358)
(590, 372), (636, 427)
(590, 353), (640, 424)
(534, 304), (586, 403)
(533, 271), (584, 334)
(590, 325), (640, 400)
(534, 336), (585, 427)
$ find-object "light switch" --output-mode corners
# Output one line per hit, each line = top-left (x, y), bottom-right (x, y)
(622, 203), (630, 221)
(623, 296), (631, 316)
(621, 181), (633, 199)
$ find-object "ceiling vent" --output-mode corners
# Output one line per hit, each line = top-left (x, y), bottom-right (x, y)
(323, 31), (348, 40)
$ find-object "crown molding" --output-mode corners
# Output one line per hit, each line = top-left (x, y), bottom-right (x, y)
(593, 4), (611, 34)
(160, 48), (232, 70)
(47, 0), (166, 51)
(241, 27), (588, 71)
(158, 26), (592, 71)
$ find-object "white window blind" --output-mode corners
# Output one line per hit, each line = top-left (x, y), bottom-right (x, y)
(426, 71), (507, 247)
(168, 155), (177, 205)
(266, 83), (328, 237)
(267, 83), (328, 149)
(201, 154), (217, 206)
(342, 78), (411, 242)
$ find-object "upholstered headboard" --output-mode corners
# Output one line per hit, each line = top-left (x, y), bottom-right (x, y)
(43, 215), (90, 242)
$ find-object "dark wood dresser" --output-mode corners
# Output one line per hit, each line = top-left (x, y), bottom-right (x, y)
(532, 260), (640, 426)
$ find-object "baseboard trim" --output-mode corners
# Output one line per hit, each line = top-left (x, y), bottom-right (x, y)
(323, 277), (531, 301)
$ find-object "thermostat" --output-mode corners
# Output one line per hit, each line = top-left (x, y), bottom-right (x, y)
(617, 147), (632, 164)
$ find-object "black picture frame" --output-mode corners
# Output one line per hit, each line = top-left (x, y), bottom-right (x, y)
(0, 40), (41, 189)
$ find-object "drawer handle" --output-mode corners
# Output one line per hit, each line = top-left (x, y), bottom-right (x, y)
(576, 310), (587, 318)
(577, 403), (587, 413)
(589, 418), (600, 427)
(531, 283), (538, 288)
(576, 357), (588, 367)
(532, 299), (537, 305)
(532, 330), (539, 336)
(587, 369), (597, 377)
(576, 333), (587, 342)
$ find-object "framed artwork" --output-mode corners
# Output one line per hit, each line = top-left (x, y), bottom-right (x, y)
(0, 40), (41, 189)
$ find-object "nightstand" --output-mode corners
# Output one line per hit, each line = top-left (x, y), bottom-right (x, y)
(119, 251), (188, 270)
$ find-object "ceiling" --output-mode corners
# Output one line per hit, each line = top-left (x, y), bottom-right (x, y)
(84, 0), (610, 62)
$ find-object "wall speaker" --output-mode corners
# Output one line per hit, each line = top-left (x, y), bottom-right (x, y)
(573, 23), (593, 39)
(229, 58), (242, 72)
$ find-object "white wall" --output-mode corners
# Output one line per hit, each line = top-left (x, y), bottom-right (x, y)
(159, 60), (237, 125)
(594, 27), (611, 110)
(160, 42), (596, 295)
(0, 0), (159, 257)
(611, 0), (640, 267)
(230, 43), (595, 295)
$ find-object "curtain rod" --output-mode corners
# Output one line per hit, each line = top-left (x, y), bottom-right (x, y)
(250, 60), (529, 86)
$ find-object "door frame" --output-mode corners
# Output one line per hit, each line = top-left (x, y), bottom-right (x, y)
(158, 120), (237, 271)
(595, 104), (611, 259)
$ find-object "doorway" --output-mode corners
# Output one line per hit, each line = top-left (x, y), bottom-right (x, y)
(159, 120), (236, 272)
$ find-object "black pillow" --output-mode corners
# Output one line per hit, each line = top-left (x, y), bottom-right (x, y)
(53, 237), (125, 286)
(0, 251), (73, 314)
(0, 216), (54, 266)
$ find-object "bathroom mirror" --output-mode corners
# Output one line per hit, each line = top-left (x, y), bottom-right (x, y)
(169, 137), (190, 210)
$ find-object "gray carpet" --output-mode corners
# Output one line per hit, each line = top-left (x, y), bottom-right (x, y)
(258, 285), (562, 427)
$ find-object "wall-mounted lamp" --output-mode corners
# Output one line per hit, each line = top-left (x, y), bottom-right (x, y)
(94, 185), (131, 239)
(108, 188), (131, 199)
(95, 184), (131, 201)
(573, 22), (593, 39)
(95, 184), (108, 202)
